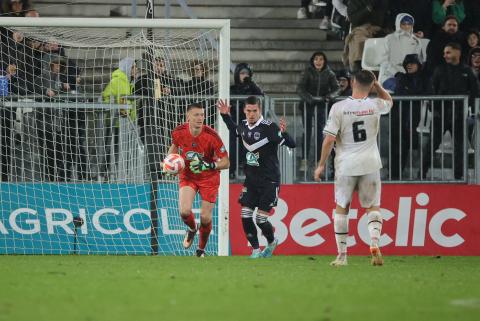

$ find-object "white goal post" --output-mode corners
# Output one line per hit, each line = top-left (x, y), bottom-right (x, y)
(0, 17), (230, 256)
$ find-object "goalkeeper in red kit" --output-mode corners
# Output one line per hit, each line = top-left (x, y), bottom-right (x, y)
(165, 103), (230, 257)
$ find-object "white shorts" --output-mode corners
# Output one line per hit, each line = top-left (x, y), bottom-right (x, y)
(334, 171), (381, 209)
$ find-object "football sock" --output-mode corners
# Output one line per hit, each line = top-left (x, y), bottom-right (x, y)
(367, 211), (382, 248)
(334, 213), (348, 257)
(241, 207), (259, 249)
(181, 212), (196, 231)
(256, 213), (275, 244)
(198, 221), (212, 250)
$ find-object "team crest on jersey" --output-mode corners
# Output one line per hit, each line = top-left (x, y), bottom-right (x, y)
(185, 151), (204, 160)
(253, 132), (260, 140)
(246, 152), (260, 166)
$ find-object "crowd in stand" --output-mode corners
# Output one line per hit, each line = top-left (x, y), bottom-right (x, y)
(0, 1), (479, 182)
(297, 0), (480, 180)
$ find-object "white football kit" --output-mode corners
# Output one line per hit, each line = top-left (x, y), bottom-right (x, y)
(323, 97), (392, 208)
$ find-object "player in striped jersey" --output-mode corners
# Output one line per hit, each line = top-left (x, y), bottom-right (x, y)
(314, 70), (393, 266)
(218, 96), (296, 258)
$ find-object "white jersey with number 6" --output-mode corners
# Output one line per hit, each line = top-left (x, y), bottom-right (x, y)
(323, 97), (392, 176)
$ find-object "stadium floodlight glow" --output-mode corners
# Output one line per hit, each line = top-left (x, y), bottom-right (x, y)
(0, 17), (230, 256)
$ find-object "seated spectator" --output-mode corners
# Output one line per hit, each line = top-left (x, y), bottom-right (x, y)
(464, 29), (479, 62)
(347, 0), (388, 29)
(463, 0), (480, 31)
(423, 42), (478, 179)
(468, 46), (480, 89)
(379, 13), (424, 88)
(297, 51), (339, 171)
(335, 69), (352, 96)
(425, 16), (467, 75)
(298, 0), (332, 29)
(390, 54), (431, 179)
(432, 0), (465, 27)
(229, 62), (263, 178)
(385, 0), (433, 38)
(343, 23), (382, 72)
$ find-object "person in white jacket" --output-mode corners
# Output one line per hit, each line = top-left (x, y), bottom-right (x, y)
(379, 13), (424, 89)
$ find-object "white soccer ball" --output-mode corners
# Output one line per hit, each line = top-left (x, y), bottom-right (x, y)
(163, 153), (185, 175)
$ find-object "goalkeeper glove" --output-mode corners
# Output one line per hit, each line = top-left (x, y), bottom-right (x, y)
(189, 159), (217, 174)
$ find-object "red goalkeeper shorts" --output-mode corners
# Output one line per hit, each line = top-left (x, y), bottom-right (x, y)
(179, 176), (220, 203)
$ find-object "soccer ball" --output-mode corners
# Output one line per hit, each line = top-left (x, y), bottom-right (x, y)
(163, 153), (185, 174)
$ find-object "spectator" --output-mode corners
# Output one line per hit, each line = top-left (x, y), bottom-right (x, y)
(390, 54), (431, 179)
(229, 62), (264, 179)
(35, 55), (73, 181)
(468, 46), (480, 89)
(347, 0), (388, 29)
(343, 23), (383, 72)
(464, 29), (480, 62)
(101, 57), (137, 180)
(297, 51), (339, 171)
(385, 0), (433, 38)
(1, 0), (31, 17)
(331, 0), (349, 39)
(379, 13), (424, 88)
(184, 60), (216, 124)
(335, 69), (352, 96)
(463, 0), (480, 31)
(298, 0), (332, 29)
(134, 56), (183, 142)
(425, 16), (467, 75)
(423, 42), (478, 179)
(432, 0), (466, 27)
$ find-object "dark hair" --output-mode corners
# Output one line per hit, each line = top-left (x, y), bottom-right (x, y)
(353, 70), (375, 87)
(445, 42), (462, 51)
(187, 102), (204, 112)
(444, 15), (458, 25)
(244, 95), (262, 109)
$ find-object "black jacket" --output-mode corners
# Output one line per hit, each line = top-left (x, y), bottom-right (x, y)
(230, 63), (263, 96)
(395, 54), (431, 95)
(425, 30), (468, 75)
(347, 0), (389, 28)
(432, 62), (478, 106)
(297, 52), (339, 105)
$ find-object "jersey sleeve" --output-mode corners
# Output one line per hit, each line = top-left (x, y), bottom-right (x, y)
(374, 98), (393, 115)
(265, 122), (285, 144)
(172, 129), (180, 147)
(212, 134), (228, 159)
(323, 104), (340, 137)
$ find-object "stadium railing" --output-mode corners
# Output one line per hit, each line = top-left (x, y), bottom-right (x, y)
(1, 95), (478, 185)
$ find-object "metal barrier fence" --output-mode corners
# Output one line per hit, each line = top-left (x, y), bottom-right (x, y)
(0, 95), (478, 184)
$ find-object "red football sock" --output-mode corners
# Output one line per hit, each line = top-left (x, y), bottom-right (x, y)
(198, 221), (212, 250)
(181, 212), (196, 231)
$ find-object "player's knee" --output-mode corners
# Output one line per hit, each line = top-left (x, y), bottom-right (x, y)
(255, 213), (269, 225)
(367, 210), (382, 223)
(199, 214), (212, 226)
(179, 208), (192, 218)
(241, 207), (254, 219)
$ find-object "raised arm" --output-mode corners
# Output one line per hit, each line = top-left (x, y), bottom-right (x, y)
(217, 99), (238, 132)
(279, 117), (296, 148)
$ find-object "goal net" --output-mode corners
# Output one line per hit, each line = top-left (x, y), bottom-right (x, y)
(0, 17), (230, 255)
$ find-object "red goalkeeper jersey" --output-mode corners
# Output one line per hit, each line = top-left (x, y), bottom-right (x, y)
(172, 123), (228, 181)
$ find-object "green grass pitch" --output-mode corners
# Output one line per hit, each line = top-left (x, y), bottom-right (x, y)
(1, 255), (479, 321)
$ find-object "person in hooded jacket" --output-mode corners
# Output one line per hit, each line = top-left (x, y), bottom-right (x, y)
(229, 62), (264, 179)
(379, 13), (424, 88)
(101, 57), (137, 180)
(390, 53), (431, 180)
(297, 51), (339, 171)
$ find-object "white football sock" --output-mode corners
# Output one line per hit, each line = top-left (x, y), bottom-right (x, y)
(367, 211), (383, 247)
(334, 213), (348, 257)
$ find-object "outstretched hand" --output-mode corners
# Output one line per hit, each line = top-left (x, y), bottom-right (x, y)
(217, 99), (231, 115)
(279, 117), (287, 133)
